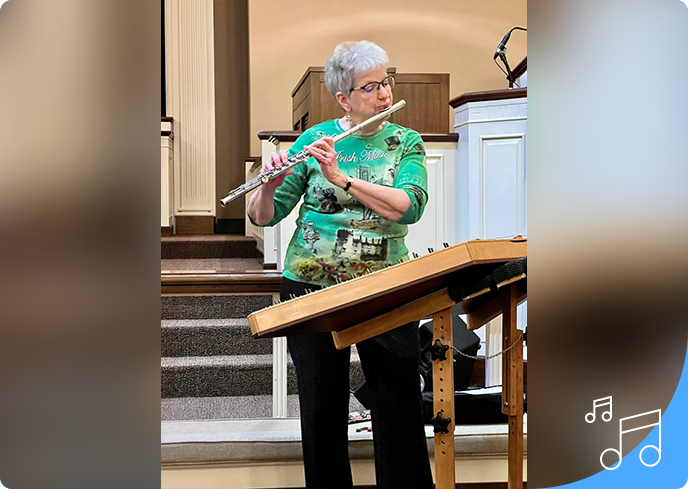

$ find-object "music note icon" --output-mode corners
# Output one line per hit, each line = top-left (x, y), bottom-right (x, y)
(585, 396), (612, 423)
(600, 409), (662, 470)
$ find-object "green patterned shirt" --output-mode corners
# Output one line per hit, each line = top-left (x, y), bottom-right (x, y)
(253, 119), (428, 287)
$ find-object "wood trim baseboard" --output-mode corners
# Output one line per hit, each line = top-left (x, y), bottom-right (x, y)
(174, 216), (214, 235)
(161, 270), (282, 294)
(162, 283), (281, 294)
(161, 226), (172, 237)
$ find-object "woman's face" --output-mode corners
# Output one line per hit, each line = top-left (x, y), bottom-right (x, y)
(345, 67), (393, 124)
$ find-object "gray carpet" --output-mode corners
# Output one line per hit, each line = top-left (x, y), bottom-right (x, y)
(161, 235), (263, 260)
(161, 318), (271, 357)
(161, 294), (272, 320)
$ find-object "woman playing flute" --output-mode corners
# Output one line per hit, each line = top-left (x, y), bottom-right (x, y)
(248, 40), (432, 489)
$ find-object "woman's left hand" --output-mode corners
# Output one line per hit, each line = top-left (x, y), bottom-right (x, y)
(306, 137), (347, 188)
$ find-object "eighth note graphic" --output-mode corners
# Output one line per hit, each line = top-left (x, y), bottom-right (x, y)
(585, 396), (612, 423)
(600, 409), (661, 470)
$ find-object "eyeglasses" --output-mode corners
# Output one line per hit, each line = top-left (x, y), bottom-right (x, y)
(349, 75), (395, 95)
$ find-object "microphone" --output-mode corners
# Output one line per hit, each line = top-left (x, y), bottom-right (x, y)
(493, 30), (513, 60)
(493, 26), (527, 60)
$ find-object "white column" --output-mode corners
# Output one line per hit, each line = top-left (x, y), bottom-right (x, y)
(161, 123), (174, 228)
(165, 0), (216, 217)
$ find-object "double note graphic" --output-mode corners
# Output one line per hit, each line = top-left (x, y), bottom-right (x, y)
(586, 396), (661, 470)
(585, 396), (612, 423)
(600, 409), (661, 470)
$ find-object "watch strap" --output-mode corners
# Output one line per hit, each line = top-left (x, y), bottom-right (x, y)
(343, 176), (354, 193)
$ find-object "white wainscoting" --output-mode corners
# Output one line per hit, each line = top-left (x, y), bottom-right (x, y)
(454, 95), (527, 386)
(405, 144), (458, 255)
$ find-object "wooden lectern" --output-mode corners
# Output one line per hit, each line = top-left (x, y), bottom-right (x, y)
(249, 237), (527, 489)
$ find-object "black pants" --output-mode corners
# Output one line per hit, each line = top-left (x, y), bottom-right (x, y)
(282, 277), (433, 489)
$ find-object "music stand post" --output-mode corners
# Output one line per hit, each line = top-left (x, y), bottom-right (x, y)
(502, 283), (524, 488)
(431, 307), (456, 487)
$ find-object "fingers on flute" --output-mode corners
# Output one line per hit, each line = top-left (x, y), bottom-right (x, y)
(270, 152), (281, 168)
(306, 145), (322, 159)
(269, 150), (289, 170)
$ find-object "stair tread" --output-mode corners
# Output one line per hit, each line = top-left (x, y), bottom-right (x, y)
(161, 395), (364, 421)
(161, 395), (275, 421)
(161, 354), (273, 368)
(161, 318), (250, 328)
(162, 352), (360, 367)
(161, 258), (263, 272)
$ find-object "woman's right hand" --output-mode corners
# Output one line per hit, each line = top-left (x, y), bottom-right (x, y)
(261, 150), (294, 192)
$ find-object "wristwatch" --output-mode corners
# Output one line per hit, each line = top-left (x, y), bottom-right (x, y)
(343, 176), (354, 193)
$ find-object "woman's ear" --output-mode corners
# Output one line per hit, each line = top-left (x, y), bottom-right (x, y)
(335, 92), (351, 113)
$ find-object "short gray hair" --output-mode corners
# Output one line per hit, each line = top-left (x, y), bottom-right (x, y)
(324, 41), (389, 96)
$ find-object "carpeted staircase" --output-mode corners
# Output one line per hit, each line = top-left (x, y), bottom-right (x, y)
(160, 234), (365, 421)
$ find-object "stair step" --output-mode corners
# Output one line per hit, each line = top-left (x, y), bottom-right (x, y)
(161, 258), (264, 272)
(161, 355), (273, 398)
(162, 235), (263, 260)
(161, 319), (272, 357)
(161, 394), (367, 421)
(161, 395), (274, 420)
(285, 351), (363, 395)
(162, 352), (363, 399)
(161, 294), (273, 320)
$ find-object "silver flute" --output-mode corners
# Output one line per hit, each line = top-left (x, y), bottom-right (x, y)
(220, 100), (407, 207)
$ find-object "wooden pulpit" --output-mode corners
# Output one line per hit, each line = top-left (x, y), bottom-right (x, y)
(249, 237), (527, 489)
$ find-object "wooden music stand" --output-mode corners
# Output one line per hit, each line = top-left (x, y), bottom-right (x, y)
(331, 274), (526, 489)
(248, 238), (527, 489)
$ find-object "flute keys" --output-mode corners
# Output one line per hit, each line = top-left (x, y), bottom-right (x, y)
(261, 176), (270, 183)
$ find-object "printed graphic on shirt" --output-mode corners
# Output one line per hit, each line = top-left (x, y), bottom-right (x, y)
(300, 221), (321, 254)
(314, 184), (343, 213)
(405, 186), (427, 207)
(270, 120), (428, 286)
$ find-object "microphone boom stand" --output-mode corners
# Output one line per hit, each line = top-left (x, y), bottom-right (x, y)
(498, 50), (515, 88)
